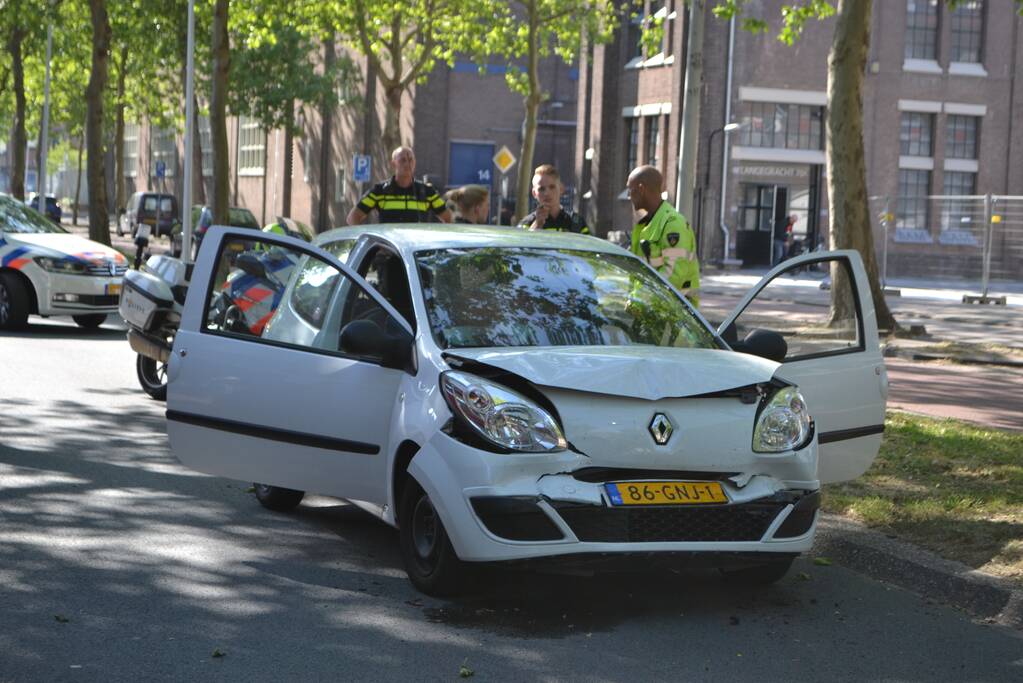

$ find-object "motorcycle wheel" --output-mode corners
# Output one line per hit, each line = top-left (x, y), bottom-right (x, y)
(136, 354), (168, 401)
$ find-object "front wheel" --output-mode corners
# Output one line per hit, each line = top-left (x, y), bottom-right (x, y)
(136, 354), (168, 400)
(398, 478), (472, 596)
(0, 272), (30, 330)
(253, 483), (305, 511)
(72, 314), (106, 329)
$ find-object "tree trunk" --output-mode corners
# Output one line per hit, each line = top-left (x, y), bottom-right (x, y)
(73, 135), (84, 225)
(317, 35), (336, 233)
(191, 92), (206, 205)
(86, 0), (111, 246)
(7, 26), (26, 200)
(382, 82), (403, 156)
(282, 102), (293, 216)
(514, 4), (542, 224)
(210, 0), (231, 224)
(114, 47), (127, 212)
(826, 0), (898, 332)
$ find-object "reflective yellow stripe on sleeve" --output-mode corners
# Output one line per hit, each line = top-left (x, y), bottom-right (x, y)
(376, 199), (432, 211)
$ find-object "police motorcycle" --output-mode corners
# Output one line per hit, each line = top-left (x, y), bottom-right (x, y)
(119, 250), (190, 400)
(206, 246), (297, 337)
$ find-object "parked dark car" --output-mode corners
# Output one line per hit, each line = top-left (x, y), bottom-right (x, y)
(170, 205), (260, 258)
(117, 192), (179, 238)
(27, 195), (62, 223)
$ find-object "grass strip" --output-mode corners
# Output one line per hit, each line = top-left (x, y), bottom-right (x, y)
(823, 411), (1023, 584)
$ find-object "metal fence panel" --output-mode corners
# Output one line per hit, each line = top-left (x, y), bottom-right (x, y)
(868, 194), (1023, 291)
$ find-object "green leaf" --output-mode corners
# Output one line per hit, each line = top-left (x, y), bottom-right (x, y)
(813, 557), (833, 566)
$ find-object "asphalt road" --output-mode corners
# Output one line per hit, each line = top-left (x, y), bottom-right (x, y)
(1, 317), (1021, 681)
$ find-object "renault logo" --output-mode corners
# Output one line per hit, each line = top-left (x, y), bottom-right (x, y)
(649, 413), (674, 445)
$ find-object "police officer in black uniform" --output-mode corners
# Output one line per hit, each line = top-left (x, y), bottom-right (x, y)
(346, 147), (453, 225)
(518, 164), (589, 234)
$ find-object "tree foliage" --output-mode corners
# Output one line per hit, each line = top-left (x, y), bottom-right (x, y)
(469, 0), (620, 222)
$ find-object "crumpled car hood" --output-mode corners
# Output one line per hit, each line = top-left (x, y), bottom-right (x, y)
(445, 346), (779, 401)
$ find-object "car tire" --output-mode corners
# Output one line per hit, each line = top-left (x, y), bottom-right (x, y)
(719, 557), (795, 586)
(0, 272), (30, 330)
(136, 354), (168, 401)
(253, 483), (305, 512)
(72, 314), (107, 329)
(398, 477), (472, 596)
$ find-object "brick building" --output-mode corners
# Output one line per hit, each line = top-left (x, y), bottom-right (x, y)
(575, 0), (1023, 279)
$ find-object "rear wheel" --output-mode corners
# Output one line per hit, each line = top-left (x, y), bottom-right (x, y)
(720, 557), (795, 586)
(73, 314), (106, 329)
(0, 273), (30, 330)
(253, 483), (305, 511)
(136, 354), (168, 400)
(398, 478), (472, 596)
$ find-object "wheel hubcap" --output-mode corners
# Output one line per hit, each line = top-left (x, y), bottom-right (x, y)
(411, 495), (438, 561)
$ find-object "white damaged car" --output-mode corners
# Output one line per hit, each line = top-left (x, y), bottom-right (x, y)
(0, 194), (126, 329)
(167, 224), (886, 595)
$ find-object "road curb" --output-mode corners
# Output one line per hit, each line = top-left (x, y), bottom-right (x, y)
(882, 345), (1023, 369)
(814, 513), (1022, 629)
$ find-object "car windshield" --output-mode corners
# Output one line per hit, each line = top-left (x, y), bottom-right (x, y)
(0, 195), (68, 233)
(144, 196), (174, 213)
(415, 247), (718, 350)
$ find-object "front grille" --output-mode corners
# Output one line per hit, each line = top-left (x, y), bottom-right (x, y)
(56, 294), (120, 307)
(554, 502), (785, 543)
(85, 263), (128, 276)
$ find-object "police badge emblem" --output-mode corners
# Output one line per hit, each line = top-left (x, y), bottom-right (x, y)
(667, 233), (680, 247)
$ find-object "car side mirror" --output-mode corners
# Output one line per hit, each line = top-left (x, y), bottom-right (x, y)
(339, 319), (414, 371)
(235, 253), (267, 279)
(732, 328), (788, 363)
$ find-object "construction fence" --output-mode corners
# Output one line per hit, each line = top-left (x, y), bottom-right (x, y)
(869, 194), (1023, 295)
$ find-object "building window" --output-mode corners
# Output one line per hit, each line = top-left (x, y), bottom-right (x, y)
(123, 123), (139, 178)
(905, 0), (939, 60)
(940, 171), (977, 234)
(899, 112), (933, 157)
(950, 0), (984, 63)
(626, 118), (639, 174)
(896, 169), (930, 231)
(645, 115), (661, 169)
(151, 126), (177, 178)
(738, 184), (775, 233)
(238, 117), (265, 176)
(199, 116), (213, 178)
(739, 102), (823, 150)
(946, 115), (979, 159)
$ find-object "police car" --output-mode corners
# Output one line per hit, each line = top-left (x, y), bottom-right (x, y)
(0, 193), (126, 329)
(167, 224), (887, 595)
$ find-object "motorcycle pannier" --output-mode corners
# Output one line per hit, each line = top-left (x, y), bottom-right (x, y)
(119, 269), (175, 332)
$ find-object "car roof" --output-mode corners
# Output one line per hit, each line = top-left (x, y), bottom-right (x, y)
(314, 223), (633, 259)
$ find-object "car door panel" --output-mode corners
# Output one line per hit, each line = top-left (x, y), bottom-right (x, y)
(718, 250), (887, 484)
(168, 226), (412, 504)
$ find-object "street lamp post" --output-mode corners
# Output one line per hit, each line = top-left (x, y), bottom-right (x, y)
(695, 122), (741, 258)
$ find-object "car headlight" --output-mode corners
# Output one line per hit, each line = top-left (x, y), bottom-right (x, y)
(441, 370), (567, 453)
(33, 256), (88, 274)
(753, 386), (812, 453)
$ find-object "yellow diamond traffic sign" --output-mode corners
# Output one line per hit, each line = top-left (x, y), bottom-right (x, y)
(493, 146), (516, 174)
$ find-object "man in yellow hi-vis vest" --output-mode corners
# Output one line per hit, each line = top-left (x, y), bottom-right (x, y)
(626, 165), (700, 307)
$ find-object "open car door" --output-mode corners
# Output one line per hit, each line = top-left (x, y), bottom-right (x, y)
(717, 250), (888, 483)
(166, 226), (414, 505)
